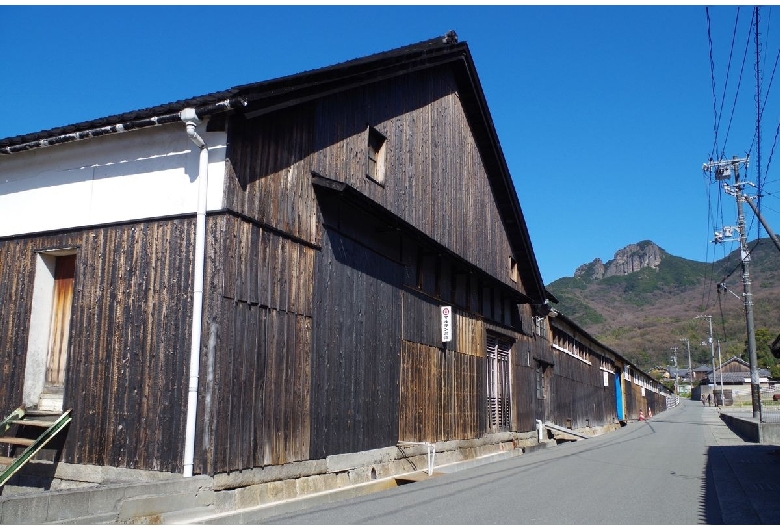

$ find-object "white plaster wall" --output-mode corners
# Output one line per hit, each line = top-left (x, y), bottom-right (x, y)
(0, 120), (227, 237)
(23, 253), (56, 408)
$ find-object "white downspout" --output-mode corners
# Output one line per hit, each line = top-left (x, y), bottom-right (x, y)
(181, 108), (208, 478)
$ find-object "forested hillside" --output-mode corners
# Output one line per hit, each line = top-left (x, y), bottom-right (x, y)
(547, 239), (780, 373)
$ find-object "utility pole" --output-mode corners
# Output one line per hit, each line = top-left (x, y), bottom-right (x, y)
(743, 194), (780, 254)
(680, 338), (692, 396)
(671, 347), (679, 396)
(695, 315), (717, 398)
(717, 339), (724, 404)
(702, 156), (762, 420)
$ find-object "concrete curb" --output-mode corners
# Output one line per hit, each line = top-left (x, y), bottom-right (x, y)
(180, 445), (541, 524)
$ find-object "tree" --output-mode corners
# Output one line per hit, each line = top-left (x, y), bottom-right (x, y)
(751, 328), (778, 372)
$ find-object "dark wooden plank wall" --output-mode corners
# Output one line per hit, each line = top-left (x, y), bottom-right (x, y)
(0, 218), (194, 472)
(399, 288), (487, 442)
(645, 389), (667, 416)
(399, 341), (481, 442)
(0, 238), (35, 408)
(512, 335), (546, 432)
(546, 321), (618, 429)
(224, 103), (318, 247)
(545, 318), (675, 427)
(722, 360), (748, 373)
(310, 67), (523, 292)
(623, 381), (640, 420)
(198, 214), (313, 475)
(309, 226), (401, 460)
(547, 353), (614, 429)
(622, 379), (667, 420)
(219, 66), (677, 461)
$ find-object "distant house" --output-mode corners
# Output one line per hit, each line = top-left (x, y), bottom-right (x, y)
(706, 357), (770, 387)
(0, 32), (671, 493)
(692, 364), (712, 382)
(667, 366), (691, 382)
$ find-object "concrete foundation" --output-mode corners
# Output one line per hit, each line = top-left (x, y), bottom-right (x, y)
(0, 424), (619, 524)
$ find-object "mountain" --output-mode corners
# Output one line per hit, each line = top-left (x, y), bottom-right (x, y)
(546, 239), (780, 372)
(574, 240), (664, 280)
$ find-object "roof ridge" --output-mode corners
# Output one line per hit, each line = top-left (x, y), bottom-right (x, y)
(0, 32), (462, 147)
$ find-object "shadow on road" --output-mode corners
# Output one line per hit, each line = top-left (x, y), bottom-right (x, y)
(703, 449), (724, 524)
(704, 444), (780, 524)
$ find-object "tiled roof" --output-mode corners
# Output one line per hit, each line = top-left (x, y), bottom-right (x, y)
(710, 369), (771, 383)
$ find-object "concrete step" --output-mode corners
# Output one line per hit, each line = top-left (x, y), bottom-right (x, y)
(37, 394), (63, 412)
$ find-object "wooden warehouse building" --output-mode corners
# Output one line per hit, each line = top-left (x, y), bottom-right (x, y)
(0, 33), (670, 490)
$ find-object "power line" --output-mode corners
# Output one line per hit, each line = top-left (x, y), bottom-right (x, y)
(707, 7), (721, 160)
(759, 45), (780, 127)
(756, 6), (763, 240)
(702, 163), (723, 312)
(715, 7), (742, 152)
(761, 7), (774, 84)
(717, 287), (730, 342)
(763, 113), (780, 176)
(721, 8), (755, 159)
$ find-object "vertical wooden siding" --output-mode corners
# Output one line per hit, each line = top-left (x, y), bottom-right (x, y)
(399, 341), (481, 442)
(399, 290), (487, 441)
(218, 68), (671, 462)
(624, 380), (640, 420)
(547, 354), (614, 429)
(622, 380), (666, 420)
(512, 365), (538, 433)
(309, 227), (401, 459)
(224, 104), (318, 247)
(0, 218), (194, 471)
(401, 290), (487, 353)
(198, 214), (313, 474)
(0, 238), (35, 408)
(310, 68), (522, 292)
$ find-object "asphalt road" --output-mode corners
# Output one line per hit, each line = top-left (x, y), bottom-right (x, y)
(254, 401), (725, 525)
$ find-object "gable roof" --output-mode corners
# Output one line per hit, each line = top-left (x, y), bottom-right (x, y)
(0, 32), (547, 303)
(718, 356), (750, 370)
(707, 356), (770, 383)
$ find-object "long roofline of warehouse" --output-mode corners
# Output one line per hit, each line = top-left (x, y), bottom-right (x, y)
(0, 31), (549, 303)
(552, 311), (669, 390)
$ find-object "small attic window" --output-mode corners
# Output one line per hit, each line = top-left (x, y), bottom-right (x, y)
(367, 127), (386, 184)
(509, 257), (518, 283)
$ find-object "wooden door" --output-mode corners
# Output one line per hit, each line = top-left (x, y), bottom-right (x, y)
(45, 254), (76, 392)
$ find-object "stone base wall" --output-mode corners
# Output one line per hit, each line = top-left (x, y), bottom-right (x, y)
(1, 461), (178, 497)
(1, 425), (624, 523)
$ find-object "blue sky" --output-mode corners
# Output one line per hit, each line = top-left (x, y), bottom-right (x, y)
(2, 4), (778, 284)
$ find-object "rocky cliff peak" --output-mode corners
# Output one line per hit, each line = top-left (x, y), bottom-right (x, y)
(574, 241), (664, 280)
